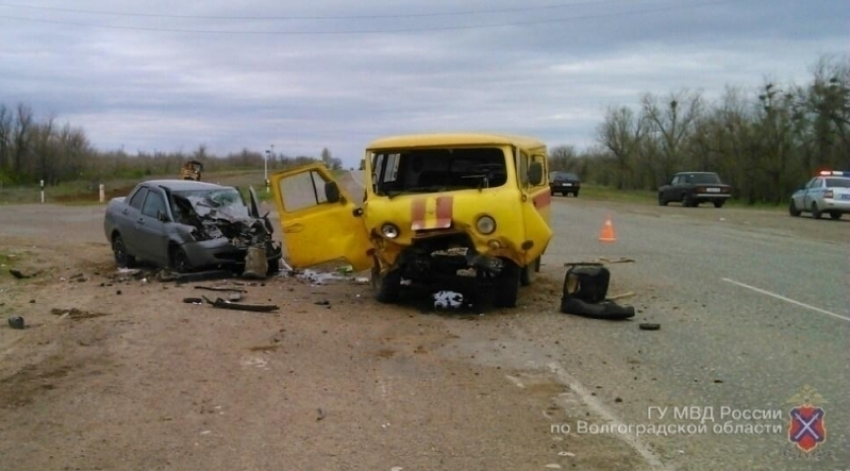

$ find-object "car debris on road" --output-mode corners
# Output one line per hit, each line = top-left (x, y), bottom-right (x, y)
(201, 295), (279, 313)
(559, 264), (635, 320)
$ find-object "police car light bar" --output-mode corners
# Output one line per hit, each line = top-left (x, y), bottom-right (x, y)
(818, 170), (850, 176)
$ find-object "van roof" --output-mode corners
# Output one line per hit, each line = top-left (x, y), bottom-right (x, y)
(366, 132), (546, 151)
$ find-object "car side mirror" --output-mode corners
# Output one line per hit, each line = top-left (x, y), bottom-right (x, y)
(325, 181), (341, 203)
(528, 162), (544, 186)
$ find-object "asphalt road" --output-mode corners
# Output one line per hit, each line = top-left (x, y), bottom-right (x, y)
(326, 171), (849, 470)
(7, 173), (843, 470)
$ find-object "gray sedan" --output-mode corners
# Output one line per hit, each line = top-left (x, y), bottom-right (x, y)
(103, 179), (282, 274)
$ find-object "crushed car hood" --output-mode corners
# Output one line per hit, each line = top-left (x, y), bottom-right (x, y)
(172, 191), (275, 247)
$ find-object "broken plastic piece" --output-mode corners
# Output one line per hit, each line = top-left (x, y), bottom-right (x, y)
(202, 295), (279, 313)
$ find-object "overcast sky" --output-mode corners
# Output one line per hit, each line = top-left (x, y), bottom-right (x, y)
(1, 0), (847, 167)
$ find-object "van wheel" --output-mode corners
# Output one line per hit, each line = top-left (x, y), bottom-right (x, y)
(371, 262), (402, 303)
(520, 257), (540, 287)
(494, 259), (521, 308)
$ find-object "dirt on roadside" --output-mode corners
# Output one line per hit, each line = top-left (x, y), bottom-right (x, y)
(0, 204), (646, 471)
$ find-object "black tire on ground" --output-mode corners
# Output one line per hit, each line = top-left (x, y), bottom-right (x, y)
(494, 259), (521, 308)
(573, 191), (579, 197)
(788, 200), (801, 217)
(811, 202), (822, 219)
(683, 193), (695, 207)
(170, 246), (192, 273)
(111, 234), (136, 268)
(658, 193), (668, 206)
(520, 257), (540, 287)
(713, 200), (725, 208)
(371, 261), (402, 303)
(829, 212), (842, 220)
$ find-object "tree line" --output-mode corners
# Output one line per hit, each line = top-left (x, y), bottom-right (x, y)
(0, 106), (339, 187)
(548, 54), (849, 204)
(2, 54), (846, 204)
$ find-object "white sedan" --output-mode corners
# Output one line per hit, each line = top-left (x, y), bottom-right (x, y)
(789, 171), (850, 220)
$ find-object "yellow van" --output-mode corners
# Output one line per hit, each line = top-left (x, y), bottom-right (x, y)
(269, 133), (553, 307)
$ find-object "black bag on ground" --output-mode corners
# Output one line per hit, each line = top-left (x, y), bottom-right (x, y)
(560, 264), (635, 320)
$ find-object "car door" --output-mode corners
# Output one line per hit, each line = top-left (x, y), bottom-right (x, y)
(269, 164), (373, 271)
(663, 176), (679, 201)
(517, 150), (553, 265)
(802, 178), (822, 209)
(120, 186), (149, 255)
(136, 188), (171, 266)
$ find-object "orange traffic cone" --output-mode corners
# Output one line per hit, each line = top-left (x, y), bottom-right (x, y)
(599, 216), (616, 242)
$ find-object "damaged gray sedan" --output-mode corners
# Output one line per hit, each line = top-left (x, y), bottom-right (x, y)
(103, 179), (282, 275)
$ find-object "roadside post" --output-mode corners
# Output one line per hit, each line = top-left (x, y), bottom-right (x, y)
(99, 184), (105, 203)
(40, 179), (44, 203)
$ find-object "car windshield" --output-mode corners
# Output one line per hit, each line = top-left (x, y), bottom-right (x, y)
(825, 178), (850, 188)
(551, 172), (578, 181)
(173, 188), (250, 219)
(370, 147), (508, 196)
(684, 173), (721, 184)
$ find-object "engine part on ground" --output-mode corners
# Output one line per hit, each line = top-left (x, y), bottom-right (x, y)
(560, 297), (635, 320)
(242, 245), (268, 279)
(562, 263), (610, 304)
(7, 316), (25, 329)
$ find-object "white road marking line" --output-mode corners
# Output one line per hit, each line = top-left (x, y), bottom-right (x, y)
(547, 362), (671, 471)
(721, 278), (850, 323)
(348, 169), (365, 188)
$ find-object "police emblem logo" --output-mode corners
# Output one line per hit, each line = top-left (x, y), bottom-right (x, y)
(786, 385), (827, 453)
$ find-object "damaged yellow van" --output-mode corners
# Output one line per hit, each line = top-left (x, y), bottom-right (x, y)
(269, 133), (553, 307)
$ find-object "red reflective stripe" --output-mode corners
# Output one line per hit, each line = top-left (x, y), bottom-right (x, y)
(411, 198), (426, 230)
(436, 196), (453, 226)
(533, 191), (551, 208)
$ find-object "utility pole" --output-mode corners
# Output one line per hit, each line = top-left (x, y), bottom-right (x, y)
(265, 144), (274, 193)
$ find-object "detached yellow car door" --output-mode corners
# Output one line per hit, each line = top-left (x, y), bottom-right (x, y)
(269, 164), (373, 271)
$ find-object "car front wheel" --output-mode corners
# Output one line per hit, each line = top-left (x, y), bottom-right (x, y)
(170, 246), (193, 273)
(788, 200), (801, 217)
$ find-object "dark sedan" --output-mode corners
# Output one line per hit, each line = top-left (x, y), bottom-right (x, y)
(658, 171), (732, 207)
(549, 171), (581, 196)
(103, 180), (282, 275)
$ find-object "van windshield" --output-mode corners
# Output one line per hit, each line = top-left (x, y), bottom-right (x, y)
(370, 147), (508, 196)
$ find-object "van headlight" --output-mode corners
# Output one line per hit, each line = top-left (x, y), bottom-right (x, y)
(476, 215), (496, 235)
(381, 223), (400, 239)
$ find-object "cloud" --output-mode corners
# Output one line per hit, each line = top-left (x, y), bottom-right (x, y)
(0, 0), (847, 166)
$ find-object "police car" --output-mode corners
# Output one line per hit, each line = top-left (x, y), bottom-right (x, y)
(789, 170), (850, 220)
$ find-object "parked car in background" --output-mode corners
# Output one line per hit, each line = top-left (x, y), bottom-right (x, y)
(103, 180), (282, 274)
(788, 170), (850, 220)
(658, 171), (732, 207)
(549, 171), (581, 196)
